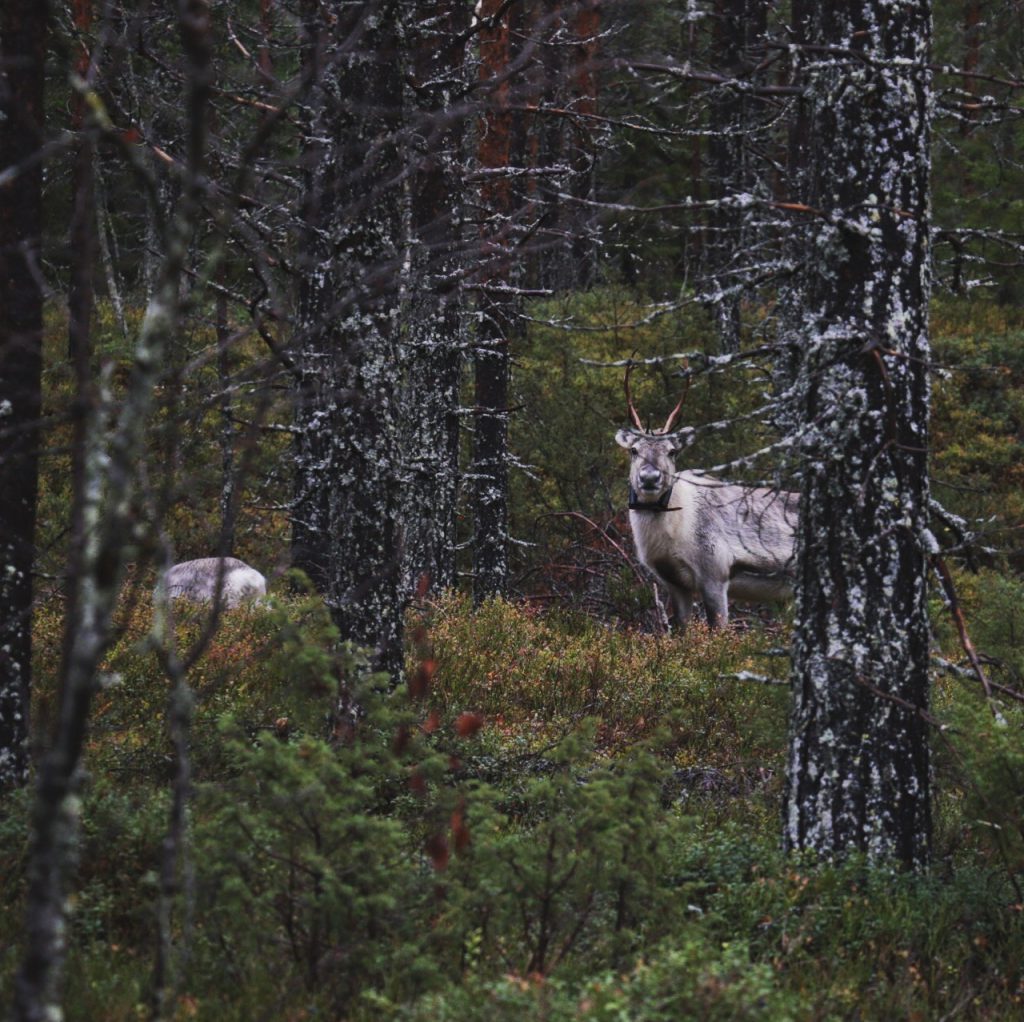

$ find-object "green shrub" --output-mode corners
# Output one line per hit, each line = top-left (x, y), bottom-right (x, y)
(29, 584), (345, 784)
(391, 936), (798, 1022)
(191, 647), (459, 1015)
(433, 723), (678, 980)
(8, 586), (1024, 1021)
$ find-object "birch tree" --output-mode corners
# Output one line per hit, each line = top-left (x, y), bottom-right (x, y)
(781, 0), (934, 868)
(0, 0), (46, 795)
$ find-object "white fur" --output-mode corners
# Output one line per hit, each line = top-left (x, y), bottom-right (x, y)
(617, 428), (797, 633)
(159, 557), (267, 609)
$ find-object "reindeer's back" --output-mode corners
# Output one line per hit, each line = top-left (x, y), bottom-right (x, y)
(162, 557), (266, 607)
(692, 477), (797, 570)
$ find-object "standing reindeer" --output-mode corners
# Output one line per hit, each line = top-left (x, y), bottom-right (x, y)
(615, 367), (798, 633)
(158, 557), (267, 609)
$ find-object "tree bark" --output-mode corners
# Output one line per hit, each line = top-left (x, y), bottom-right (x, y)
(60, 0), (98, 756)
(706, 0), (767, 353)
(782, 0), (934, 868)
(14, 3), (213, 1014)
(292, 1), (406, 676)
(472, 0), (521, 602)
(568, 0), (601, 289)
(526, 0), (601, 294)
(959, 0), (981, 138)
(215, 281), (237, 555)
(401, 1), (469, 598)
(0, 0), (46, 795)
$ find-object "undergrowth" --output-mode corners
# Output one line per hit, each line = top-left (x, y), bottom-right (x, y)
(3, 582), (1023, 1020)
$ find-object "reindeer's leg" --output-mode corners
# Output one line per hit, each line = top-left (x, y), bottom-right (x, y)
(700, 581), (729, 630)
(668, 587), (694, 635)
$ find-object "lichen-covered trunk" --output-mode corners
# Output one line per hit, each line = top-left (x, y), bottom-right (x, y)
(782, 0), (934, 868)
(292, 2), (406, 676)
(400, 1), (468, 598)
(0, 0), (46, 795)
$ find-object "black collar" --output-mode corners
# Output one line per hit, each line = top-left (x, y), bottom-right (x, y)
(628, 486), (680, 512)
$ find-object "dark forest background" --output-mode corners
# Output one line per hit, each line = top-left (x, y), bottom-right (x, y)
(3, 1), (1024, 1018)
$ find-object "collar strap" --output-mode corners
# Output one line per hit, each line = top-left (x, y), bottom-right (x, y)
(628, 486), (680, 512)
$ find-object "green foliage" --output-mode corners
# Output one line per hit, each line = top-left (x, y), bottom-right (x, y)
(394, 936), (799, 1022)
(72, 778), (170, 943)
(927, 569), (1024, 883)
(436, 724), (677, 978)
(192, 652), (432, 1012)
(933, 569), (1024, 679)
(422, 593), (790, 766)
(928, 571), (1024, 886)
(7, 581), (1024, 1020)
(938, 691), (1024, 877)
(30, 583), (342, 784)
(700, 841), (1022, 1020)
(931, 301), (1024, 564)
(0, 787), (31, 987)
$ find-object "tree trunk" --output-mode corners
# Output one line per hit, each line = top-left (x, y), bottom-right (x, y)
(533, 0), (601, 293)
(0, 0), (46, 795)
(568, 0), (600, 290)
(960, 0), (981, 138)
(472, 0), (521, 602)
(14, 4), (213, 1014)
(60, 0), (98, 755)
(215, 281), (237, 554)
(782, 0), (934, 868)
(292, 2), (406, 677)
(706, 0), (767, 353)
(401, 1), (469, 598)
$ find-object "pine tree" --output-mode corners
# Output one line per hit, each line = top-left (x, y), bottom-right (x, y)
(781, 0), (934, 868)
(291, 2), (408, 677)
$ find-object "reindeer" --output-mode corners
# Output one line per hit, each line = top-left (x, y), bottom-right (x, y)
(158, 557), (267, 609)
(615, 366), (798, 633)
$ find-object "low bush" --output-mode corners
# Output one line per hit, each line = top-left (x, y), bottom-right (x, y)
(4, 574), (1024, 1019)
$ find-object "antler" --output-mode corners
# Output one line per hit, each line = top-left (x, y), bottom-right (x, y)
(624, 359), (644, 431)
(661, 360), (691, 434)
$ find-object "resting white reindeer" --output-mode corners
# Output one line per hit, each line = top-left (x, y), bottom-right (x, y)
(615, 369), (797, 633)
(158, 557), (267, 609)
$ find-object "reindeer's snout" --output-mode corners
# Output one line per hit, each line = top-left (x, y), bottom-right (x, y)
(637, 462), (663, 490)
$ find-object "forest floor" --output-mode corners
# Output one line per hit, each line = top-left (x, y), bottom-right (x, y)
(3, 584), (1023, 1021)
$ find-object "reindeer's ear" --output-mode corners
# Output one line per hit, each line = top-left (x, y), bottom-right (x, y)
(615, 428), (635, 449)
(665, 428), (694, 454)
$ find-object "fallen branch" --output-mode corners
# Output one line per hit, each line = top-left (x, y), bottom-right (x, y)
(719, 671), (789, 687)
